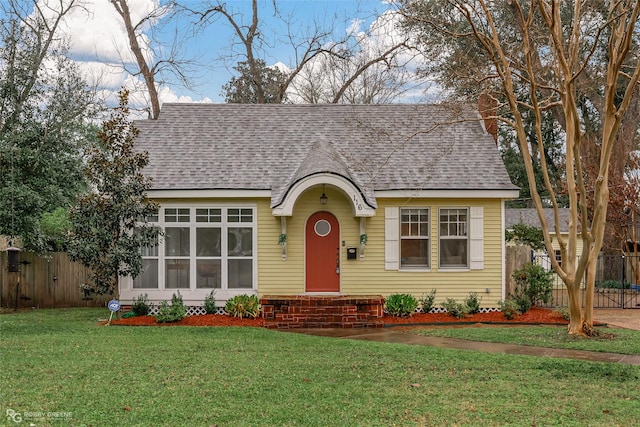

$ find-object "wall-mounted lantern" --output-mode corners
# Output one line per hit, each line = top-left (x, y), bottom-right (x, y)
(320, 184), (328, 205)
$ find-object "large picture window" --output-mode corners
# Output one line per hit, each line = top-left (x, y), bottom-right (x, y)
(135, 206), (256, 290)
(400, 208), (429, 268)
(439, 208), (468, 268)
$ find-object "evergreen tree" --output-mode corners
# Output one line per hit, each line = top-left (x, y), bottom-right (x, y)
(68, 90), (160, 295)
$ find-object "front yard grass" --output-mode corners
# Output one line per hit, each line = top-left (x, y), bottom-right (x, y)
(1, 308), (639, 426)
(409, 325), (640, 355)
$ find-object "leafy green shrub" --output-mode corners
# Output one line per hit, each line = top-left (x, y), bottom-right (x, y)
(225, 294), (260, 318)
(418, 289), (436, 313)
(441, 298), (469, 319)
(156, 292), (187, 323)
(512, 262), (554, 306)
(511, 282), (533, 314)
(555, 306), (570, 321)
(121, 310), (137, 318)
(464, 292), (482, 314)
(385, 293), (419, 317)
(498, 299), (521, 320)
(203, 290), (217, 314)
(132, 293), (152, 316)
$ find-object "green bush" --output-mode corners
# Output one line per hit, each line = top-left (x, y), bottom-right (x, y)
(511, 282), (533, 314)
(555, 306), (570, 321)
(512, 262), (554, 306)
(464, 292), (482, 314)
(203, 290), (217, 314)
(498, 299), (521, 320)
(225, 294), (260, 318)
(132, 293), (152, 316)
(156, 292), (187, 323)
(385, 293), (419, 317)
(418, 289), (436, 313)
(441, 298), (469, 319)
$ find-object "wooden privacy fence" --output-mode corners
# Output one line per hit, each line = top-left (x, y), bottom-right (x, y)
(505, 245), (532, 297)
(0, 252), (111, 309)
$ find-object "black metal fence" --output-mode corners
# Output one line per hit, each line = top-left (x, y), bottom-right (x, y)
(533, 254), (640, 309)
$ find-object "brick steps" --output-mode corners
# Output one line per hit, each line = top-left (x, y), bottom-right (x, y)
(260, 295), (385, 329)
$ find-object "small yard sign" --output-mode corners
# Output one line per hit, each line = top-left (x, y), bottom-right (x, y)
(106, 299), (121, 325)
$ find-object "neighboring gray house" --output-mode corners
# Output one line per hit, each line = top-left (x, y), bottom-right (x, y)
(121, 104), (519, 307)
(506, 208), (584, 269)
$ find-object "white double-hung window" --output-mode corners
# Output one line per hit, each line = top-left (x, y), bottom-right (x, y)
(400, 208), (429, 268)
(134, 206), (255, 290)
(439, 208), (469, 268)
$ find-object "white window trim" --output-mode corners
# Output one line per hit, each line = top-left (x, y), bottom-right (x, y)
(132, 204), (257, 292)
(438, 207), (470, 270)
(399, 207), (430, 271)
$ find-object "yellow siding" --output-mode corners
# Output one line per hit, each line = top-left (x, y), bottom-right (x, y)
(256, 189), (506, 307)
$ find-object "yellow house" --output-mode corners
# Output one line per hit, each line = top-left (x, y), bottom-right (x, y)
(119, 104), (519, 315)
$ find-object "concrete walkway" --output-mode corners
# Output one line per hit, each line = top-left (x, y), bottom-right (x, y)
(285, 309), (640, 366)
(594, 308), (640, 331)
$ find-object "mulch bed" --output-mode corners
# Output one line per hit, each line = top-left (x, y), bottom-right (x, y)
(107, 306), (570, 327)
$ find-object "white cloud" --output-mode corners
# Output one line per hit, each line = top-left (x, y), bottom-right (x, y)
(31, 0), (210, 116)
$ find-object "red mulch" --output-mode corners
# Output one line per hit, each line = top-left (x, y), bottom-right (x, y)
(106, 306), (568, 327)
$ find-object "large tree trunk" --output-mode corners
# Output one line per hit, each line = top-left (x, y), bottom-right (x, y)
(566, 280), (583, 334)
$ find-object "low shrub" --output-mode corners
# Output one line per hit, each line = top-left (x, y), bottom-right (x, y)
(464, 292), (482, 314)
(385, 293), (419, 317)
(132, 293), (152, 316)
(512, 262), (554, 306)
(511, 282), (533, 314)
(121, 311), (137, 318)
(156, 292), (187, 323)
(442, 298), (469, 319)
(555, 306), (570, 321)
(418, 289), (436, 313)
(498, 299), (521, 320)
(225, 294), (260, 318)
(203, 290), (217, 314)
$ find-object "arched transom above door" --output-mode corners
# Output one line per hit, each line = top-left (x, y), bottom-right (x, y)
(272, 173), (376, 217)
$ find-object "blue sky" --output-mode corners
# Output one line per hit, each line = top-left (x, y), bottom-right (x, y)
(5, 0), (394, 107)
(161, 0), (391, 102)
(4, 0), (431, 112)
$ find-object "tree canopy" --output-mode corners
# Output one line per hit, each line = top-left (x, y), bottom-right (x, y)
(222, 59), (287, 104)
(0, 1), (95, 252)
(68, 90), (160, 295)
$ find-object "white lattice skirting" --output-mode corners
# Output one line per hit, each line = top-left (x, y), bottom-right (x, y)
(147, 306), (228, 316)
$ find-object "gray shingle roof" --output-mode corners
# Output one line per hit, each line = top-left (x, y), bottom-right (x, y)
(135, 104), (518, 207)
(506, 208), (574, 233)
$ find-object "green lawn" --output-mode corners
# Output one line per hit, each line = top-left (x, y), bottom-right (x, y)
(408, 325), (640, 355)
(1, 308), (639, 426)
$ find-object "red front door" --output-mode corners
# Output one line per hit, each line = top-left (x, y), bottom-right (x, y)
(305, 211), (340, 292)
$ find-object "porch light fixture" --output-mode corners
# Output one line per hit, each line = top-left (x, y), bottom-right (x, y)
(320, 185), (328, 205)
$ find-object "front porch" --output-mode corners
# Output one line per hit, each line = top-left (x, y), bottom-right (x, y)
(260, 295), (385, 329)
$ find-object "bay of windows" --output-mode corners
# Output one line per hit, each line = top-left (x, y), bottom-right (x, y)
(133, 207), (255, 290)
